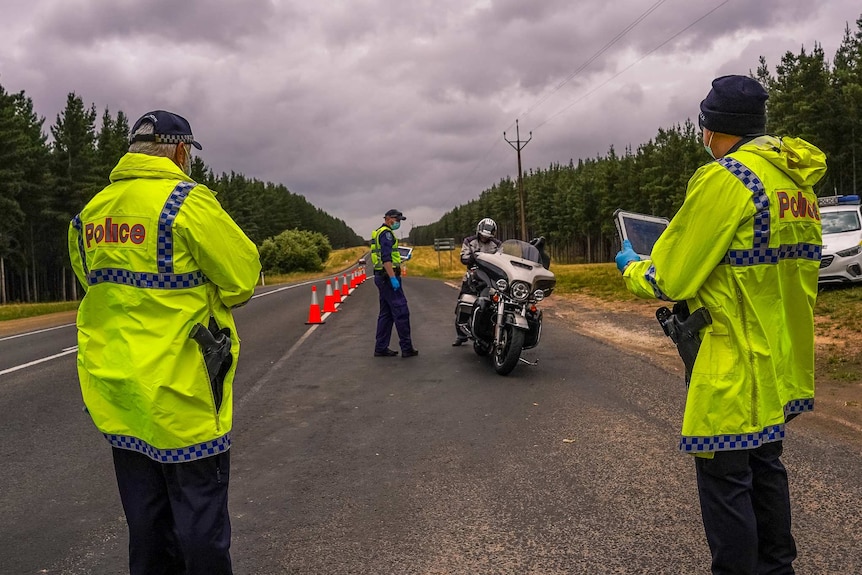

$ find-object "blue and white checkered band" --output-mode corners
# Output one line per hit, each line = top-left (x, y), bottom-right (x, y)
(785, 397), (815, 415)
(154, 133), (196, 146)
(718, 157), (821, 266)
(87, 268), (208, 289)
(105, 432), (231, 463)
(72, 214), (89, 275)
(645, 264), (673, 301)
(679, 424), (785, 453)
(158, 182), (196, 273)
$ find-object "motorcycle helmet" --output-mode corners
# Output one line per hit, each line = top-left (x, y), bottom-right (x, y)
(476, 218), (497, 241)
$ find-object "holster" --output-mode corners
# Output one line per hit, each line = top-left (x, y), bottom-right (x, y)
(656, 302), (712, 384)
(189, 317), (233, 411)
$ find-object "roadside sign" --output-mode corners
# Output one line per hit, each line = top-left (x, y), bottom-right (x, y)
(434, 238), (456, 251)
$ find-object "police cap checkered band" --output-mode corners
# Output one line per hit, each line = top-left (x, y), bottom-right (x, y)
(130, 110), (203, 150)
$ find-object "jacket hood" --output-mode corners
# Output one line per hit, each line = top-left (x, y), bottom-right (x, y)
(110, 152), (196, 185)
(739, 135), (827, 188)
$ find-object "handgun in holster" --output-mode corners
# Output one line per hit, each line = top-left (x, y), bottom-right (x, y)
(189, 318), (233, 411)
(655, 301), (712, 385)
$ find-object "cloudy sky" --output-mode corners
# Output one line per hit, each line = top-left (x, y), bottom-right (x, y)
(1, 0), (860, 238)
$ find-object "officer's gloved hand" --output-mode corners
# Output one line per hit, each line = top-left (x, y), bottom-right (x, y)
(615, 240), (640, 273)
(390, 276), (401, 290)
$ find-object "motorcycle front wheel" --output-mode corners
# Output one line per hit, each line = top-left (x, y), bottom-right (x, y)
(493, 325), (525, 375)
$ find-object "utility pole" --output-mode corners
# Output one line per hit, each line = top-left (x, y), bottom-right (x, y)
(504, 119), (532, 241)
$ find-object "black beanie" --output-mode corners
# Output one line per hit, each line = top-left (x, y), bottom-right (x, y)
(698, 75), (768, 136)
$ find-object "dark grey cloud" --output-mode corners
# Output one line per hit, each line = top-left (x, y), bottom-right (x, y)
(36, 0), (284, 49)
(1, 0), (859, 238)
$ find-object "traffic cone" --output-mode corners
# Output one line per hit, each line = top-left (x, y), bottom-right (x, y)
(323, 280), (338, 313)
(402, 265), (407, 277)
(333, 276), (342, 303)
(339, 274), (348, 298)
(305, 285), (324, 324)
(351, 270), (358, 289)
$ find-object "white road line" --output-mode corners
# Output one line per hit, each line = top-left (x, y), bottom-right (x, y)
(0, 347), (78, 376)
(0, 272), (362, 377)
(0, 323), (76, 342)
(238, 322), (321, 407)
(251, 279), (319, 299)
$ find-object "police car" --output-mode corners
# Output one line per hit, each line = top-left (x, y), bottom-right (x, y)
(819, 195), (862, 284)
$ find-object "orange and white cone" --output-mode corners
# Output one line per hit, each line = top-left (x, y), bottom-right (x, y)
(323, 280), (338, 313)
(305, 285), (324, 324)
(342, 273), (351, 296)
(333, 276), (342, 303)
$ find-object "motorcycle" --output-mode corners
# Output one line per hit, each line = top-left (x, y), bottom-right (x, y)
(455, 239), (556, 375)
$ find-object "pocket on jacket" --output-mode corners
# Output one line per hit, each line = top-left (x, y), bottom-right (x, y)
(692, 307), (736, 376)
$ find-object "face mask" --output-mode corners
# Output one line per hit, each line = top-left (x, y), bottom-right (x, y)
(391, 221), (401, 230)
(703, 131), (715, 159)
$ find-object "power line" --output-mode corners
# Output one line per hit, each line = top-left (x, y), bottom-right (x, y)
(461, 0), (671, 207)
(439, 0), (730, 218)
(533, 0), (731, 131)
(516, 0), (667, 125)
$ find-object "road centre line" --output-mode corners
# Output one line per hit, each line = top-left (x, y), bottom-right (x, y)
(237, 318), (328, 408)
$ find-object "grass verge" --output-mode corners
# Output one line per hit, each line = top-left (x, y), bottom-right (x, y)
(0, 301), (80, 322)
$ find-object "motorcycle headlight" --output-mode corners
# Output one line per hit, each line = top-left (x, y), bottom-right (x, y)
(495, 279), (508, 291)
(510, 281), (531, 301)
(533, 289), (545, 302)
(836, 244), (862, 258)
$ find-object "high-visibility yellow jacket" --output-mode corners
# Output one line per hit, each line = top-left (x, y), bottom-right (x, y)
(623, 136), (826, 454)
(68, 153), (261, 462)
(371, 224), (400, 271)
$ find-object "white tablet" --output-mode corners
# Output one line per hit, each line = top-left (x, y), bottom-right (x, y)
(614, 209), (669, 259)
(397, 246), (414, 261)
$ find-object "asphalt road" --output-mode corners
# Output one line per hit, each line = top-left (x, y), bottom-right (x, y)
(1, 274), (860, 574)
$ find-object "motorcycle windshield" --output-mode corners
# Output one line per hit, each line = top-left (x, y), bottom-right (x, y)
(499, 239), (542, 264)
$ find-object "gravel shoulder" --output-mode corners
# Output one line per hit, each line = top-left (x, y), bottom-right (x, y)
(541, 293), (862, 448)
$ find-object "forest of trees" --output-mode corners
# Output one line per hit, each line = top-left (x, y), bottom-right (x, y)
(410, 15), (862, 265)
(0, 91), (364, 304)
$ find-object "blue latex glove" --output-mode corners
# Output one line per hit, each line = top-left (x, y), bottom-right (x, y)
(390, 276), (401, 290)
(615, 240), (641, 273)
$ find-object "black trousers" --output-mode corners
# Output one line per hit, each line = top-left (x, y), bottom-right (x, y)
(112, 447), (233, 575)
(695, 441), (796, 575)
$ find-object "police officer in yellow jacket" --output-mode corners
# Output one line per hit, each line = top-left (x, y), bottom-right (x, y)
(615, 76), (826, 574)
(371, 209), (418, 357)
(68, 110), (261, 575)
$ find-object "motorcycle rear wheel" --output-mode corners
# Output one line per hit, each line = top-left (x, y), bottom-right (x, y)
(493, 325), (525, 375)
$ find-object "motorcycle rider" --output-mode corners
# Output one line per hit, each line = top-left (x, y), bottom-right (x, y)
(453, 217), (502, 346)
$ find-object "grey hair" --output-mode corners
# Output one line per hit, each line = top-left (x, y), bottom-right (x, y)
(128, 122), (178, 158)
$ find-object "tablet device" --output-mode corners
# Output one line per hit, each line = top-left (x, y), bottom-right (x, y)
(397, 246), (414, 261)
(613, 210), (669, 259)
